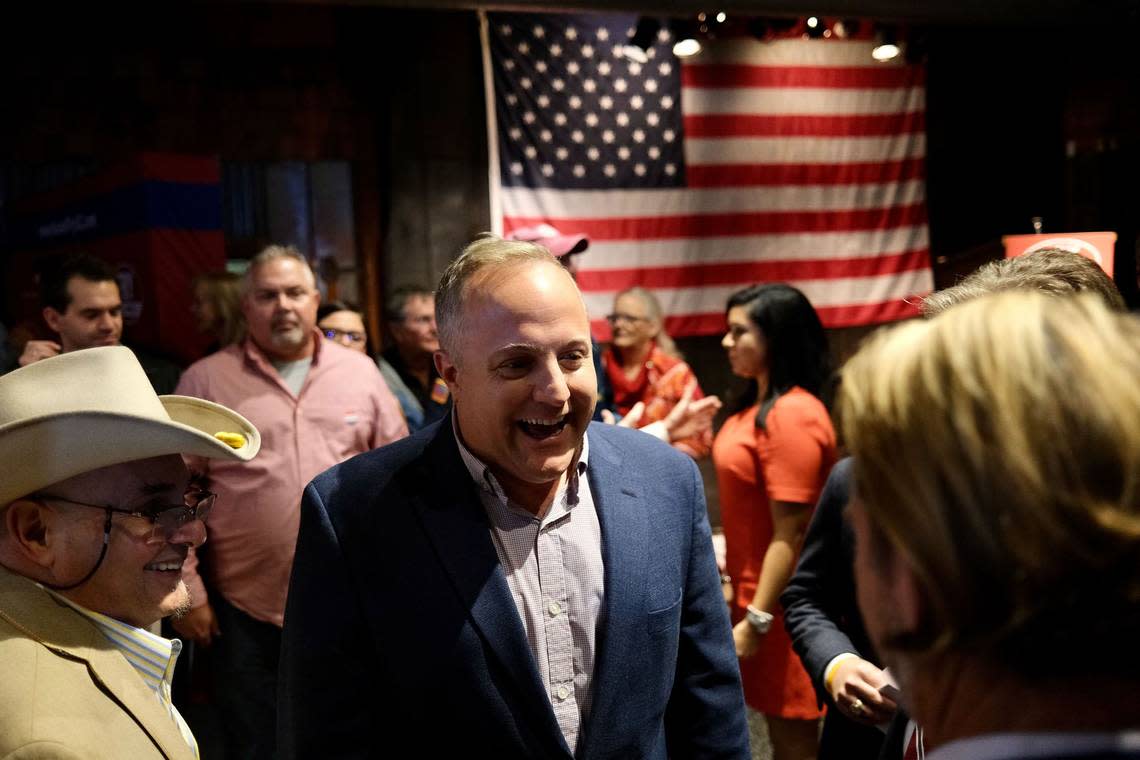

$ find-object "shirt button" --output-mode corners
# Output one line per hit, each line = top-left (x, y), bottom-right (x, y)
(547, 601), (562, 617)
(556, 685), (570, 701)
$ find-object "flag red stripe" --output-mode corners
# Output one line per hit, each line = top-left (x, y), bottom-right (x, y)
(574, 248), (930, 291)
(505, 202), (928, 241)
(590, 297), (924, 336)
(686, 158), (926, 187)
(684, 111), (925, 138)
(682, 64), (925, 90)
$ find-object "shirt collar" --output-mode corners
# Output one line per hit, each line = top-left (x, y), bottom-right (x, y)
(44, 590), (181, 698)
(451, 412), (589, 513)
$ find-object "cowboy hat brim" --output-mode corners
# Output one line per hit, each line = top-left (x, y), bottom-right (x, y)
(0, 395), (260, 506)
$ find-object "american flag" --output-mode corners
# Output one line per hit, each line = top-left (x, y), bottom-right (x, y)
(483, 12), (933, 337)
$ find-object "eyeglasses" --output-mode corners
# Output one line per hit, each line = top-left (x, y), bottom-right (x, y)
(35, 490), (217, 545)
(322, 328), (366, 344)
(606, 313), (650, 325)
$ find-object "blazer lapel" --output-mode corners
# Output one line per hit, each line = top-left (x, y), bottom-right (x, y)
(76, 644), (195, 760)
(402, 422), (570, 756)
(0, 568), (195, 760)
(578, 427), (650, 758)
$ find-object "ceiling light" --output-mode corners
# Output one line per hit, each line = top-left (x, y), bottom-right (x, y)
(673, 37), (702, 57)
(669, 17), (702, 58)
(806, 16), (819, 28)
(716, 12), (727, 23)
(833, 18), (861, 38)
(871, 43), (900, 61)
(872, 27), (901, 61)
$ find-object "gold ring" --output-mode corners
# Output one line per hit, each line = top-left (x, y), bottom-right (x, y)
(850, 698), (865, 716)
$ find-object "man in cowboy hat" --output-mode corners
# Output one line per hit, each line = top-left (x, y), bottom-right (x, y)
(0, 345), (260, 759)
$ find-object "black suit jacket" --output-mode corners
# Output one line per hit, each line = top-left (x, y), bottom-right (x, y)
(781, 458), (889, 760)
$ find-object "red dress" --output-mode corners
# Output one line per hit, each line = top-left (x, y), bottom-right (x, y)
(712, 387), (837, 718)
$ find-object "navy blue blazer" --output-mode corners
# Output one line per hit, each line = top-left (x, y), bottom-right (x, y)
(279, 419), (749, 759)
(781, 458), (891, 760)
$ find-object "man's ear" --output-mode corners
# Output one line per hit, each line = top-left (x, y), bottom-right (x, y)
(434, 350), (459, 391)
(42, 306), (64, 334)
(851, 497), (930, 652)
(890, 549), (928, 637)
(2, 499), (57, 569)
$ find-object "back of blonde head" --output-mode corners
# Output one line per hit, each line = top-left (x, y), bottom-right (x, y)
(840, 291), (1140, 676)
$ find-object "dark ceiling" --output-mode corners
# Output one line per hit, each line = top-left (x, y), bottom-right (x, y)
(227, 0), (1140, 26)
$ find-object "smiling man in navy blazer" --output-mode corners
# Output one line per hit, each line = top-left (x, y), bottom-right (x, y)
(279, 236), (748, 759)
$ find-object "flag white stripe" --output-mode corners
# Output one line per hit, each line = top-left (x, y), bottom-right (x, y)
(685, 134), (926, 164)
(502, 181), (926, 218)
(581, 266), (934, 315)
(572, 227), (931, 270)
(683, 86), (924, 116)
(689, 39), (904, 68)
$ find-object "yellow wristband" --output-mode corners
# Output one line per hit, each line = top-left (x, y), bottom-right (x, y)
(823, 652), (860, 693)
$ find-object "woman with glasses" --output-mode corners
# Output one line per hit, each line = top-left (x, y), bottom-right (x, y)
(601, 286), (712, 459)
(317, 301), (369, 354)
(713, 283), (837, 760)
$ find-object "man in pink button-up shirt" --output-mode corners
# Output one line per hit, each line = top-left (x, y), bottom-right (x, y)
(173, 245), (407, 760)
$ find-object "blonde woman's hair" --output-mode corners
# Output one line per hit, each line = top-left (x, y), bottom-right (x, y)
(840, 291), (1140, 677)
(192, 271), (246, 347)
(613, 286), (681, 359)
(435, 234), (569, 357)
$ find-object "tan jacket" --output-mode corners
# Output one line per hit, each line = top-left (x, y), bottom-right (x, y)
(0, 566), (197, 760)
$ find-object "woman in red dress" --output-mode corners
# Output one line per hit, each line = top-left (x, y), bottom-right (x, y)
(713, 284), (837, 760)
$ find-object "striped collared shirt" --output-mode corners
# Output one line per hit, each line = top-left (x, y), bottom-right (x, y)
(47, 591), (200, 759)
(454, 417), (605, 754)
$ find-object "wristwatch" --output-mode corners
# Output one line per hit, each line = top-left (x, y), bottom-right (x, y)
(745, 605), (774, 634)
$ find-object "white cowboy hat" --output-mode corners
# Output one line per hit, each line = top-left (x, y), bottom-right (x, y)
(0, 346), (260, 505)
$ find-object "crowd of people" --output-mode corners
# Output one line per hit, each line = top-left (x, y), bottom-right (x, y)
(0, 234), (1137, 760)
